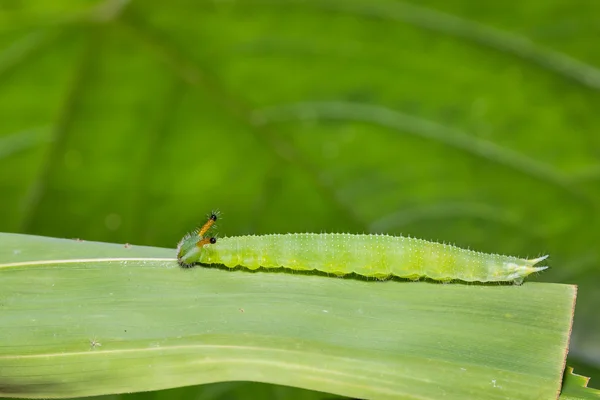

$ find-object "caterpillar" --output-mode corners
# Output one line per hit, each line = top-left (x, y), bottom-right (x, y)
(176, 214), (548, 284)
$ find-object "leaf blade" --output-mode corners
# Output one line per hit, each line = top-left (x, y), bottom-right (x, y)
(0, 233), (575, 399)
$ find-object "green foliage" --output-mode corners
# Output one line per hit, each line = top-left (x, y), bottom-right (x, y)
(1, 0), (599, 397)
(561, 368), (600, 399)
(0, 233), (578, 399)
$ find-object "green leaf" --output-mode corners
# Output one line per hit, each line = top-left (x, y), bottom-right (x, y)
(559, 367), (600, 399)
(1, 0), (599, 397)
(0, 233), (576, 399)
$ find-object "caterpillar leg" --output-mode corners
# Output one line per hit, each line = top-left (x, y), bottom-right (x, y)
(512, 277), (524, 286)
(372, 273), (392, 281)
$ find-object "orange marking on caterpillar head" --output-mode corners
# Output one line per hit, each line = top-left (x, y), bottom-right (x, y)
(196, 236), (217, 248)
(197, 213), (218, 237)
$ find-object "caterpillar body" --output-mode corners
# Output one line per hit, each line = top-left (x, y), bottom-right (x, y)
(176, 215), (548, 284)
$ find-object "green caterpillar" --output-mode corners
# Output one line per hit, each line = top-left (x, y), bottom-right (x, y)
(176, 214), (548, 284)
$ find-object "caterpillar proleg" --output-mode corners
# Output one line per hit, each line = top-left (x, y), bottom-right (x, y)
(176, 214), (548, 284)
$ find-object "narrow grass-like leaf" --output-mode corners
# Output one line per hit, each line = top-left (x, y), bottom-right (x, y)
(559, 367), (600, 399)
(0, 233), (576, 399)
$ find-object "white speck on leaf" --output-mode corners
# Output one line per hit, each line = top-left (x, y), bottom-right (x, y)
(90, 338), (102, 350)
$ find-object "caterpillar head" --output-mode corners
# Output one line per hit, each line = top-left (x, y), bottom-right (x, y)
(177, 213), (218, 267)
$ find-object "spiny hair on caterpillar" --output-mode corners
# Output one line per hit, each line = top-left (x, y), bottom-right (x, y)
(176, 216), (549, 283)
(176, 213), (219, 268)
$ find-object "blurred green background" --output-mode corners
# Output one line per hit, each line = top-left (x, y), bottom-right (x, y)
(1, 0), (599, 397)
